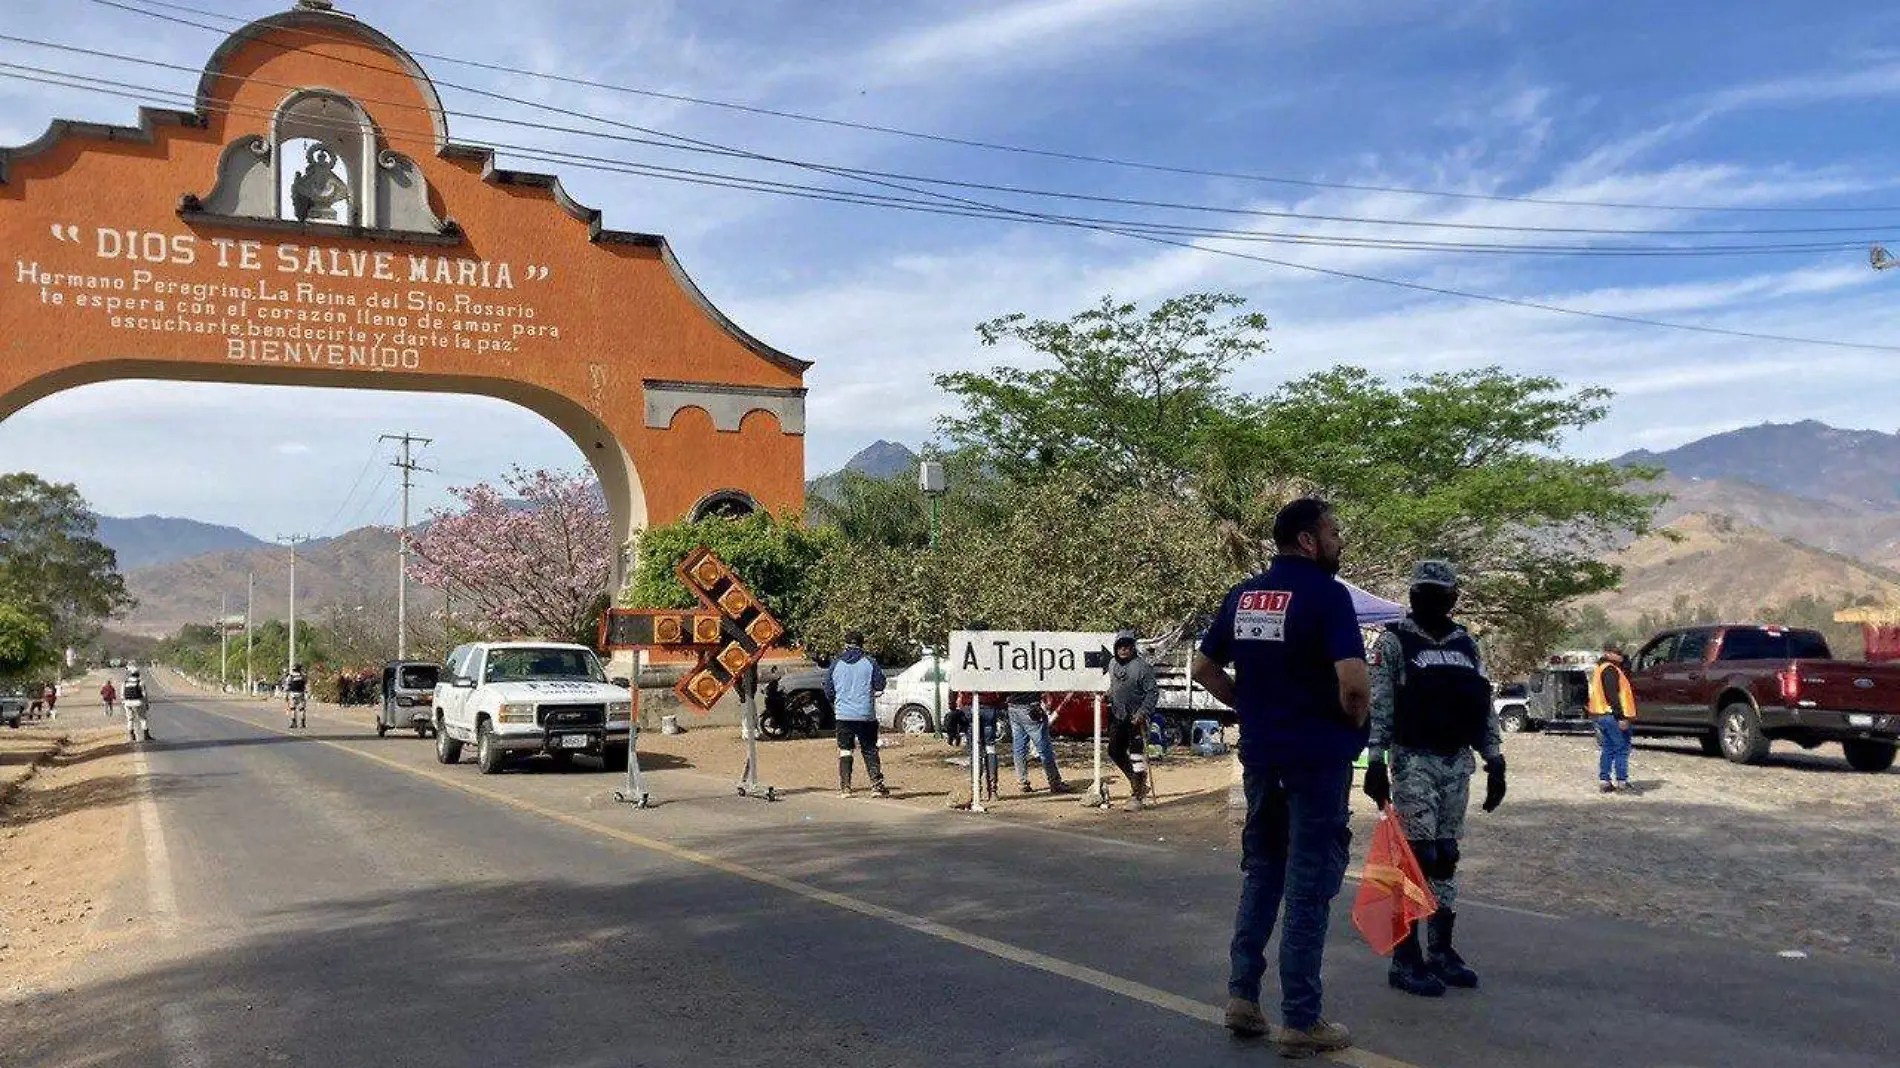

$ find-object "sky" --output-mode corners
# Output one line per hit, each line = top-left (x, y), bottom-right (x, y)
(4, 0), (1900, 537)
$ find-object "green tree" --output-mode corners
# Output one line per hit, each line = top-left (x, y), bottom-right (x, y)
(0, 473), (134, 659)
(800, 470), (1234, 664)
(926, 292), (1663, 679)
(0, 599), (54, 679)
(808, 448), (1010, 550)
(622, 513), (838, 647)
(936, 293), (1270, 489)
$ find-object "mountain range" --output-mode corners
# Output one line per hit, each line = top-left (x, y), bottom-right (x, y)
(95, 423), (1900, 638)
(91, 514), (268, 571)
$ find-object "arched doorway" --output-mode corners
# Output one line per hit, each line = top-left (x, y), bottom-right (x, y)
(0, 2), (811, 590)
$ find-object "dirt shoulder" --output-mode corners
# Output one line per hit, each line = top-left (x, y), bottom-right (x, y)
(1, 715), (143, 1001)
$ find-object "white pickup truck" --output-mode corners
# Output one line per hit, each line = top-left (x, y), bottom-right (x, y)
(432, 641), (633, 775)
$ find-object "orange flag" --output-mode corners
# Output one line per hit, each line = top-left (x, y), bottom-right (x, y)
(1351, 805), (1439, 956)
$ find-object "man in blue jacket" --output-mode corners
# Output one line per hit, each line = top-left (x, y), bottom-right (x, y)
(826, 631), (889, 798)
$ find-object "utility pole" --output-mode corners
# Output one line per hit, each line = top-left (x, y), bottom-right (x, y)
(279, 535), (310, 675)
(245, 571), (254, 696)
(218, 592), (228, 693)
(379, 432), (433, 660)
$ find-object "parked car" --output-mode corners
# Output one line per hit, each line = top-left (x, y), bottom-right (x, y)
(1626, 624), (1900, 770)
(874, 654), (949, 734)
(1493, 681), (1531, 733)
(432, 641), (632, 774)
(1043, 668), (1233, 744)
(1, 685), (27, 729)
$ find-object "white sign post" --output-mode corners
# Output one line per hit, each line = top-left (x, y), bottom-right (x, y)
(947, 631), (1116, 813)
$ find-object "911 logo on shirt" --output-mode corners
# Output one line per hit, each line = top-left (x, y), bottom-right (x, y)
(1235, 590), (1292, 641)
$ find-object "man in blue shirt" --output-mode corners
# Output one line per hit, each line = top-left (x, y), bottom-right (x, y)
(825, 631), (889, 798)
(1194, 498), (1371, 1059)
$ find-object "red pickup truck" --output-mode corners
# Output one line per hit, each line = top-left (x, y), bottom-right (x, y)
(1627, 624), (1900, 771)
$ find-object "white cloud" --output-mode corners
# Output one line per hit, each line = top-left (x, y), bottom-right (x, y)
(854, 0), (1250, 86)
(1699, 64), (1900, 117)
(273, 442), (314, 456)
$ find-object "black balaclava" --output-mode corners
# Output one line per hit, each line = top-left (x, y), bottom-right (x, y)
(1408, 585), (1458, 636)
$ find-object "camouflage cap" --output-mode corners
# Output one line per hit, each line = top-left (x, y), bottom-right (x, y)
(1410, 559), (1458, 589)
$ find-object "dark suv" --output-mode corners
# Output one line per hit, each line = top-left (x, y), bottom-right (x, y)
(1, 685), (28, 729)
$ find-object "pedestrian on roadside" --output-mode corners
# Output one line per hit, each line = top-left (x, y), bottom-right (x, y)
(1193, 497), (1370, 1059)
(825, 631), (890, 798)
(100, 678), (117, 718)
(1364, 560), (1506, 999)
(1590, 643), (1636, 792)
(1006, 691), (1068, 794)
(42, 681), (58, 718)
(283, 663), (308, 728)
(122, 667), (151, 742)
(1105, 631), (1158, 811)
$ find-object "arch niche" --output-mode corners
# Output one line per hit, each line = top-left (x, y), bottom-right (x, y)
(0, 1), (810, 589)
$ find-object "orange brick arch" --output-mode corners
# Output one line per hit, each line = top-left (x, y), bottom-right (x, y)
(0, 1), (809, 587)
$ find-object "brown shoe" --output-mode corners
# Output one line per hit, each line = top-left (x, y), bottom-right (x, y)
(1223, 996), (1269, 1038)
(1276, 1019), (1351, 1059)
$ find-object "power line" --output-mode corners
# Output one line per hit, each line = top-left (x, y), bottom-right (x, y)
(14, 25), (1900, 353)
(4, 63), (1893, 259)
(109, 0), (1900, 216)
(378, 431), (431, 660)
(13, 28), (1897, 240)
(330, 464), (393, 535)
(311, 438), (381, 538)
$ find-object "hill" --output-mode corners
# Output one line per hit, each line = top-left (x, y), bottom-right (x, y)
(806, 440), (919, 504)
(118, 526), (443, 637)
(1622, 420), (1900, 512)
(92, 513), (266, 571)
(1581, 511), (1900, 627)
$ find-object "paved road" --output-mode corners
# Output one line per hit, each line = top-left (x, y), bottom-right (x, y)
(7, 677), (1896, 1067)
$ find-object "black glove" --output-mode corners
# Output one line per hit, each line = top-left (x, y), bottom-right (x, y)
(1482, 756), (1507, 813)
(1362, 759), (1391, 810)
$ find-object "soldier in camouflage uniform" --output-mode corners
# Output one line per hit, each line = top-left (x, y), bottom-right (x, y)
(1363, 560), (1507, 998)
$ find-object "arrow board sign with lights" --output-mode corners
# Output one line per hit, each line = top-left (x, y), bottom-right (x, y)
(945, 630), (1119, 693)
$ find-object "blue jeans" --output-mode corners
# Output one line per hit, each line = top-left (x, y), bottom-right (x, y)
(1228, 761), (1354, 1029)
(1008, 705), (1059, 784)
(1596, 716), (1631, 782)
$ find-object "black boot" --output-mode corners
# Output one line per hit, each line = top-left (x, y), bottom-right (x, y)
(1427, 910), (1479, 989)
(1388, 923), (1446, 997)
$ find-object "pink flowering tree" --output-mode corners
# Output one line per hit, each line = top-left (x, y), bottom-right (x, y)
(409, 467), (613, 645)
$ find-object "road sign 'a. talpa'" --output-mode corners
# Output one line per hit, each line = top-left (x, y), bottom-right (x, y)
(945, 630), (1118, 693)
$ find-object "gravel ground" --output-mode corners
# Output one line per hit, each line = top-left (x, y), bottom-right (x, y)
(634, 721), (1900, 961)
(0, 696), (142, 1000)
(1460, 729), (1900, 962)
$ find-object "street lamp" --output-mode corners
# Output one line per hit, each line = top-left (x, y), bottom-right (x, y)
(919, 460), (948, 734)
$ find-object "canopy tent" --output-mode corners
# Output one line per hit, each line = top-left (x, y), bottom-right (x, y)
(1342, 579), (1406, 627)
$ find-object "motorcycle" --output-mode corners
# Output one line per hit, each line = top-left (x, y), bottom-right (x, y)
(758, 677), (826, 740)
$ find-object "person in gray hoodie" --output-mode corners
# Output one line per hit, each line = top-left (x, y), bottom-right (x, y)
(1105, 631), (1159, 810)
(825, 631), (889, 797)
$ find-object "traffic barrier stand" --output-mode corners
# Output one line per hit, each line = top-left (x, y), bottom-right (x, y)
(612, 723), (653, 809)
(1082, 694), (1111, 808)
(734, 667), (776, 802)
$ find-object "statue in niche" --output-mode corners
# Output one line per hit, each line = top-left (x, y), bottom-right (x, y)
(290, 143), (352, 223)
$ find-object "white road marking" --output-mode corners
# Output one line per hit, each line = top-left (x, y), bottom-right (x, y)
(132, 746), (178, 938)
(135, 744), (208, 1068)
